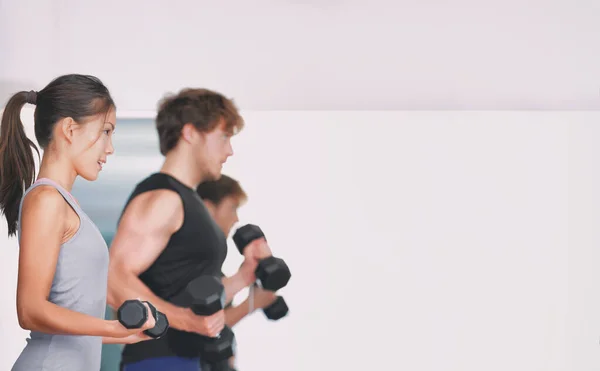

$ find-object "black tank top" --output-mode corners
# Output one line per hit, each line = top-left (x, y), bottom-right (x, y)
(119, 172), (228, 365)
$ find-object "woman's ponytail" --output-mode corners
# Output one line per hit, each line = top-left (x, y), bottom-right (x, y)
(0, 92), (40, 237)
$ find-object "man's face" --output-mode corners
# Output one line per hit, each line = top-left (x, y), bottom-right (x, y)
(210, 196), (242, 237)
(193, 119), (234, 181)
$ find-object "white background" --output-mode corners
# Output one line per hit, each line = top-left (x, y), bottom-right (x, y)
(2, 109), (600, 370)
(1, 0), (600, 110)
(2, 0), (600, 369)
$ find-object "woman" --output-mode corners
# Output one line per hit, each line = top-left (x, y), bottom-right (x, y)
(0, 74), (155, 371)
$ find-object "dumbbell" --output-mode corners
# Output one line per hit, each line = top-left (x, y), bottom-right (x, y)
(232, 224), (291, 291)
(168, 275), (236, 362)
(117, 299), (169, 339)
(263, 296), (289, 321)
(249, 283), (289, 321)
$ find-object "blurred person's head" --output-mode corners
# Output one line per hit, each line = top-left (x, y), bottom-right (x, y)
(196, 174), (247, 237)
(156, 88), (243, 182)
(0, 74), (116, 236)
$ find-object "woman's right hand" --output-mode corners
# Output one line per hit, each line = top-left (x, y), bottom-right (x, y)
(111, 302), (156, 338)
(169, 307), (225, 338)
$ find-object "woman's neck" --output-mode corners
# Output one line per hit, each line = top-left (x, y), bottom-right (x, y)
(36, 152), (77, 192)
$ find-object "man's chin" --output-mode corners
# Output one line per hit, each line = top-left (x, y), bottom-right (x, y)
(203, 170), (220, 181)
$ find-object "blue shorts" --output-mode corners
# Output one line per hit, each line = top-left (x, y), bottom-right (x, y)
(121, 356), (202, 371)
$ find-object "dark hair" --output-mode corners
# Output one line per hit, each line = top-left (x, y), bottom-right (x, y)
(0, 74), (115, 236)
(155, 88), (244, 155)
(196, 174), (247, 205)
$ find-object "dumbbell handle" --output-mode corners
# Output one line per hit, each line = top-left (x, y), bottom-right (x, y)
(142, 301), (169, 339)
(249, 284), (255, 313)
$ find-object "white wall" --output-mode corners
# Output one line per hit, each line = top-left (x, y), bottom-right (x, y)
(2, 111), (600, 371)
(2, 0), (600, 111)
(565, 120), (600, 370)
(220, 111), (575, 371)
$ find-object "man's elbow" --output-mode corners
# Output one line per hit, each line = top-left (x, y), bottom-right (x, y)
(105, 285), (119, 310)
(106, 262), (128, 308)
(106, 260), (139, 308)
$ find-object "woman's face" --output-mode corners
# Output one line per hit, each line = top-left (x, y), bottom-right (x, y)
(70, 107), (117, 181)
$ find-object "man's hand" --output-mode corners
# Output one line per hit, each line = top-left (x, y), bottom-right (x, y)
(237, 238), (275, 287)
(237, 257), (259, 287)
(243, 237), (272, 261)
(170, 307), (225, 337)
(252, 286), (279, 310)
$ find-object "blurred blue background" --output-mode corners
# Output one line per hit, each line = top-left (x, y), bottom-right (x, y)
(71, 118), (163, 371)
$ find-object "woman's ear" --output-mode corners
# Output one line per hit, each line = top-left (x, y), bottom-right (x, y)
(58, 117), (77, 144)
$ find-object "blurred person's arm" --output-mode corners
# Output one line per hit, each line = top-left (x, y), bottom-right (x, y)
(225, 286), (279, 327)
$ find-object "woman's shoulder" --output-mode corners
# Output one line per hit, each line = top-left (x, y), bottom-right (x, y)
(22, 185), (69, 218)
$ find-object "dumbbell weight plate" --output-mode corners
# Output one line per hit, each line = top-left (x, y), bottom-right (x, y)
(232, 224), (265, 254)
(263, 296), (289, 321)
(256, 256), (291, 291)
(199, 325), (237, 363)
(167, 275), (228, 358)
(118, 300), (148, 329)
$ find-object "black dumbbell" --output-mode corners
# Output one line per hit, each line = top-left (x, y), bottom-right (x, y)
(232, 224), (291, 291)
(263, 296), (289, 321)
(117, 299), (169, 339)
(168, 275), (236, 362)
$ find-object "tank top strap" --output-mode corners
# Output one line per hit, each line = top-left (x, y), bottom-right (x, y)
(18, 178), (84, 226)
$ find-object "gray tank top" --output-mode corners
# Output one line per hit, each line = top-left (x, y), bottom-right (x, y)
(11, 178), (109, 371)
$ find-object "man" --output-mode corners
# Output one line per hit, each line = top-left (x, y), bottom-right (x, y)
(196, 175), (280, 371)
(106, 88), (270, 371)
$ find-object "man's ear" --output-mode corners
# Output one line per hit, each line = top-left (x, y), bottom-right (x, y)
(181, 123), (199, 144)
(59, 117), (77, 144)
(203, 200), (218, 217)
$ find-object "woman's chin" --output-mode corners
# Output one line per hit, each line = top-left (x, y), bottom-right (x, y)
(77, 168), (100, 182)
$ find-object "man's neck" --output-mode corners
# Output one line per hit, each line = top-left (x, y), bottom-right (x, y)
(160, 149), (206, 190)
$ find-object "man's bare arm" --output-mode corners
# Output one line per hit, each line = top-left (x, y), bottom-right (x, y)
(106, 190), (216, 334)
(107, 190), (182, 306)
(222, 271), (253, 304)
(220, 241), (272, 305)
(224, 286), (279, 328)
(224, 301), (251, 328)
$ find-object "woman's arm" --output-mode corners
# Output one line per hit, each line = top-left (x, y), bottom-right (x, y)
(16, 187), (136, 338)
(102, 333), (151, 344)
